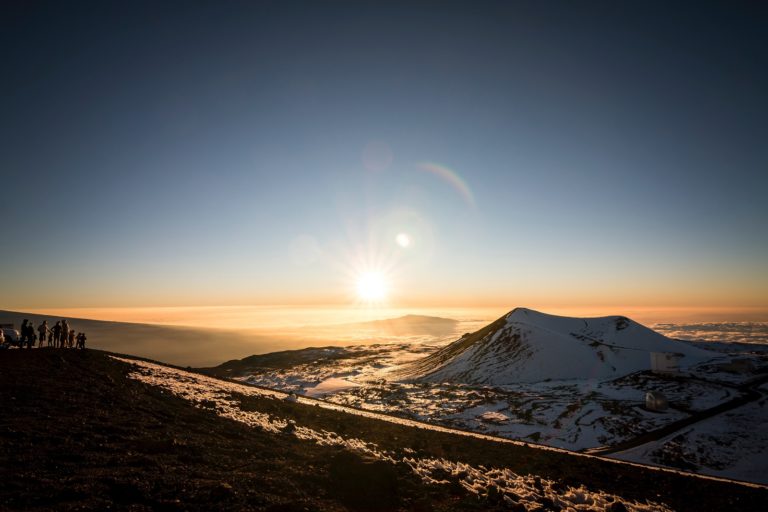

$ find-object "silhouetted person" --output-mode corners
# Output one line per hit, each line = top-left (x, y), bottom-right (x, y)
(52, 321), (62, 348)
(22, 321), (35, 349)
(47, 328), (54, 347)
(76, 332), (86, 349)
(20, 320), (29, 347)
(37, 321), (49, 348)
(68, 329), (75, 349)
(61, 319), (69, 348)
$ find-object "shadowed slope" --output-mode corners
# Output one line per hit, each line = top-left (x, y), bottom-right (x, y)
(0, 349), (478, 511)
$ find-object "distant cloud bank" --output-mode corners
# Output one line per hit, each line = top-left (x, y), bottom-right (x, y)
(654, 322), (768, 345)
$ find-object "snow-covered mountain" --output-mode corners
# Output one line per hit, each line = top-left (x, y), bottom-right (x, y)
(398, 308), (719, 385)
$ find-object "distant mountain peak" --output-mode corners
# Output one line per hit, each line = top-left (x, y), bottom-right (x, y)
(397, 308), (717, 385)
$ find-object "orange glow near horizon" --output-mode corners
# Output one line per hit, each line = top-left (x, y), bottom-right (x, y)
(14, 303), (768, 330)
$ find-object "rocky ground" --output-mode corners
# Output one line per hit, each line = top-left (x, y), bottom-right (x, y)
(1, 349), (766, 511)
(0, 350), (464, 511)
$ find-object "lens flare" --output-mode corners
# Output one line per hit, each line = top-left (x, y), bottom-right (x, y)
(396, 233), (411, 248)
(417, 162), (475, 207)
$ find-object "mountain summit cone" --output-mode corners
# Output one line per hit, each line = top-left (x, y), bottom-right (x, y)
(398, 307), (717, 385)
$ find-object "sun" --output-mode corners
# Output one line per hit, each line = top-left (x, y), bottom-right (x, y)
(356, 271), (388, 302)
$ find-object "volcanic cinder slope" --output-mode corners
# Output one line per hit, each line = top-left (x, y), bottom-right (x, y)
(399, 308), (719, 385)
(4, 349), (765, 512)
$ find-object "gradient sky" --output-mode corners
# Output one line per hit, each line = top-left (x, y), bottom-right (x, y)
(2, 1), (767, 311)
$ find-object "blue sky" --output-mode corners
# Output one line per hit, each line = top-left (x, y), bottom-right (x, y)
(1, 1), (767, 310)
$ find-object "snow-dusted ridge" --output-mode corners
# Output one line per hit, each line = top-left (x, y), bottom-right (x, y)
(120, 356), (668, 510)
(112, 355), (765, 495)
(399, 308), (720, 385)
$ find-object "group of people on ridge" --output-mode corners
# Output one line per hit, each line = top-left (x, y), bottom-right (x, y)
(18, 319), (86, 349)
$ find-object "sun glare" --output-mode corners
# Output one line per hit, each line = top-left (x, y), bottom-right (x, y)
(395, 233), (411, 248)
(356, 272), (388, 302)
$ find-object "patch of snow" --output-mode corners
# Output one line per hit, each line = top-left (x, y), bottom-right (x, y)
(304, 377), (360, 397)
(478, 410), (510, 424)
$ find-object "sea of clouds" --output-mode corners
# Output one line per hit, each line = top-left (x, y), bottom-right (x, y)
(653, 322), (768, 345)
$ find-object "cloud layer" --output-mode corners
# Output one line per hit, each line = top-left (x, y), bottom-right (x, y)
(654, 322), (768, 345)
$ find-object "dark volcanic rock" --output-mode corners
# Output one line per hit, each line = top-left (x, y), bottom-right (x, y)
(608, 502), (629, 512)
(328, 450), (399, 510)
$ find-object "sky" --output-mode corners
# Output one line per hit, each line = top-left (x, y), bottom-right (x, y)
(2, 1), (767, 314)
